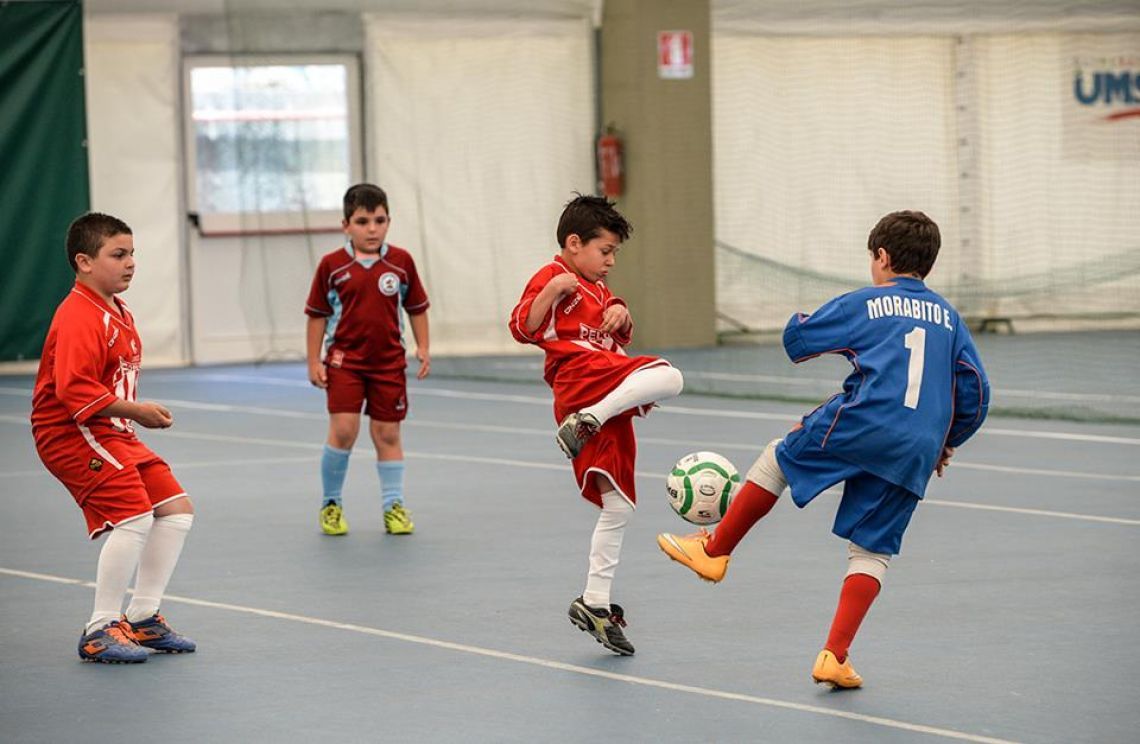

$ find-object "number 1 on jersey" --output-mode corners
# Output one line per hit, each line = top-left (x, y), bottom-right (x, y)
(903, 326), (926, 409)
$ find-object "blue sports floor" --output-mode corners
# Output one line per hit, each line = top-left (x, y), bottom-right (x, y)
(1, 361), (1138, 743)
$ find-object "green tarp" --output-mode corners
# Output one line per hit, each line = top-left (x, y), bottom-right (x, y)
(0, 1), (89, 361)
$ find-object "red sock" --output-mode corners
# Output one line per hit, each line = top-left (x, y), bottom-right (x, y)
(824, 573), (881, 663)
(705, 482), (778, 557)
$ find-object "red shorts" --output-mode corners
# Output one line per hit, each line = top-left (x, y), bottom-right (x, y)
(79, 456), (186, 539)
(552, 353), (671, 508)
(326, 365), (408, 421)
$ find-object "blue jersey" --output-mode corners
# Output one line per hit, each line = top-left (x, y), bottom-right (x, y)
(781, 277), (989, 498)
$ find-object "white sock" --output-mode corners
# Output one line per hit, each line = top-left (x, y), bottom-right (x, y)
(582, 490), (634, 610)
(580, 364), (683, 425)
(86, 514), (154, 633)
(125, 513), (194, 623)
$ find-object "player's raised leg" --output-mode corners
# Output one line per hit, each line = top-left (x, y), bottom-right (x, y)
(658, 439), (784, 582)
(557, 363), (683, 459)
(568, 479), (635, 655)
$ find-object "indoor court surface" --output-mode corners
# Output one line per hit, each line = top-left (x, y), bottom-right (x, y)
(1, 361), (1138, 743)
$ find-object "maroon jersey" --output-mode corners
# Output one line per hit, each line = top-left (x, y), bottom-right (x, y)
(32, 282), (157, 500)
(305, 242), (429, 372)
(508, 255), (633, 385)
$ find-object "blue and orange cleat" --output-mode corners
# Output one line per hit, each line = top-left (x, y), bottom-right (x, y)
(78, 620), (148, 664)
(125, 613), (196, 653)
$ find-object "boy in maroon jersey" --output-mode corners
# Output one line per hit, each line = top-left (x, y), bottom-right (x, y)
(305, 184), (430, 536)
(509, 194), (684, 655)
(32, 212), (196, 663)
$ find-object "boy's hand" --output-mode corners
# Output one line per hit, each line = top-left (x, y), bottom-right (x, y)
(308, 361), (328, 389)
(415, 347), (431, 379)
(599, 303), (631, 334)
(134, 401), (174, 429)
(548, 273), (579, 297)
(935, 446), (955, 477)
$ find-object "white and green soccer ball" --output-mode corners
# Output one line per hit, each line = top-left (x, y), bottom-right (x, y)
(666, 451), (741, 525)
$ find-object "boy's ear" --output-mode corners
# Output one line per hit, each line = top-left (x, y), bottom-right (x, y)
(74, 252), (93, 273)
(564, 233), (582, 253)
(874, 246), (892, 270)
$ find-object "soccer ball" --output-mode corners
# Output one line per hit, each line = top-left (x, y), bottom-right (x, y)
(666, 451), (741, 525)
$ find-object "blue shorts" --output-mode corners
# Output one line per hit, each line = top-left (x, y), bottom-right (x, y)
(776, 430), (919, 555)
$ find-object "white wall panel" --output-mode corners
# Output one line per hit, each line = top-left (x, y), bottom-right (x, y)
(85, 14), (186, 365)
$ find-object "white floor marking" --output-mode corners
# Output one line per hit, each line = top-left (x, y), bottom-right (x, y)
(2, 413), (1137, 523)
(0, 566), (1020, 744)
(6, 401), (1136, 484)
(4, 383), (1139, 445)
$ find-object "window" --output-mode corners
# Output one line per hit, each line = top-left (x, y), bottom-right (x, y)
(184, 56), (362, 235)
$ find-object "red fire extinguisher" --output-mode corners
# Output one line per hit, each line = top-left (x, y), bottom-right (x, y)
(596, 129), (623, 198)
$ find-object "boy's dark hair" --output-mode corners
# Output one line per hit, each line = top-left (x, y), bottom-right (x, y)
(556, 194), (632, 248)
(343, 183), (389, 220)
(66, 212), (132, 271)
(867, 210), (941, 278)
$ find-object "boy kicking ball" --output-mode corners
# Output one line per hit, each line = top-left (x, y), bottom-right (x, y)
(510, 195), (684, 655)
(659, 211), (989, 687)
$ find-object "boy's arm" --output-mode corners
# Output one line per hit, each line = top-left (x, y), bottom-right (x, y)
(51, 314), (173, 429)
(305, 315), (328, 388)
(510, 271), (578, 341)
(408, 310), (430, 379)
(782, 295), (852, 362)
(946, 327), (990, 447)
(601, 297), (633, 346)
(97, 398), (174, 429)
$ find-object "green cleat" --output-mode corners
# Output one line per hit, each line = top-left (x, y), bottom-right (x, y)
(384, 503), (414, 535)
(320, 503), (348, 536)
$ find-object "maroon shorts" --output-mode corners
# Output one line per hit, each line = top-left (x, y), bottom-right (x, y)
(326, 365), (408, 421)
(552, 353), (672, 507)
(79, 456), (186, 539)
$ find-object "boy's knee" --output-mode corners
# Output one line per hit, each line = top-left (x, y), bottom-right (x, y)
(746, 439), (787, 495)
(846, 542), (890, 584)
(664, 365), (684, 396)
(116, 512), (155, 537)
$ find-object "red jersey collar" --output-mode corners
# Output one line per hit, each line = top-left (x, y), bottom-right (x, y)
(71, 281), (129, 320)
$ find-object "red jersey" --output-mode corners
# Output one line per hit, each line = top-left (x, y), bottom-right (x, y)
(508, 255), (633, 385)
(31, 283), (153, 499)
(305, 242), (429, 372)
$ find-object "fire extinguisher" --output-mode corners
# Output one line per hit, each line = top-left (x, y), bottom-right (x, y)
(596, 128), (623, 198)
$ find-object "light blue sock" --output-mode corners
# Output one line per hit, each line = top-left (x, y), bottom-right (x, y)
(321, 444), (351, 507)
(376, 460), (405, 511)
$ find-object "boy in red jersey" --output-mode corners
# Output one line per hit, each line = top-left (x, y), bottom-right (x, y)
(509, 195), (684, 655)
(32, 213), (196, 664)
(305, 184), (430, 537)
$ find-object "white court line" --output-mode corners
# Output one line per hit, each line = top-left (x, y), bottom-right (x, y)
(6, 404), (1134, 484)
(1, 413), (1137, 523)
(161, 377), (1140, 446)
(0, 455), (310, 479)
(154, 429), (1140, 526)
(163, 369), (1140, 406)
(4, 383), (1140, 445)
(0, 567), (1019, 744)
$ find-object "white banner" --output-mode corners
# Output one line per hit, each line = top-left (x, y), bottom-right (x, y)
(1063, 35), (1140, 160)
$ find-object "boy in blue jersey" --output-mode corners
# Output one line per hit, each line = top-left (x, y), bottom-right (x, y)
(658, 211), (989, 688)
